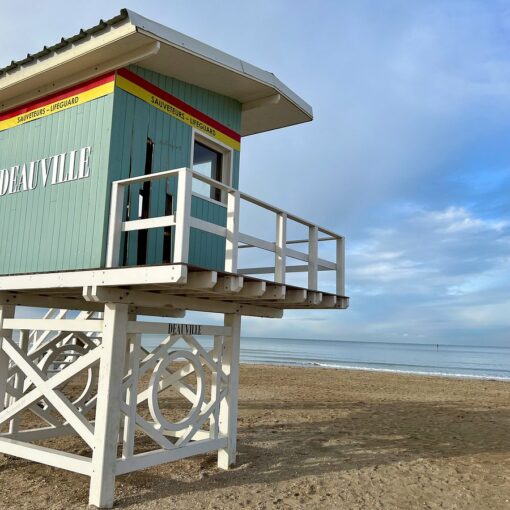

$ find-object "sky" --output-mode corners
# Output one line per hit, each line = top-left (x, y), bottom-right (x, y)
(1, 0), (510, 344)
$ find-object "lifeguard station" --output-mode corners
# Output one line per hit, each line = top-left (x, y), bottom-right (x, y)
(0, 9), (348, 508)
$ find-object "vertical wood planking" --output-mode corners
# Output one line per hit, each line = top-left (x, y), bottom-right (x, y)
(113, 66), (241, 271)
(0, 94), (115, 275)
(0, 65), (244, 276)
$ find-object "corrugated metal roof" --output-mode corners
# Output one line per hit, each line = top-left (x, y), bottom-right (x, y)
(0, 8), (313, 135)
(0, 9), (129, 76)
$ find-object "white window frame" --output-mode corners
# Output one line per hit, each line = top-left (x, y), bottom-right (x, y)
(190, 129), (233, 205)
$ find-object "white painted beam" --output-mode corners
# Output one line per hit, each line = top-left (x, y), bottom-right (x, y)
(213, 276), (244, 293)
(308, 226), (319, 290)
(127, 322), (231, 336)
(0, 305), (15, 414)
(83, 284), (282, 318)
(173, 168), (192, 265)
(0, 265), (187, 291)
(285, 289), (308, 303)
(186, 271), (218, 288)
(115, 438), (227, 475)
(0, 437), (91, 476)
(225, 190), (240, 273)
(122, 215), (176, 232)
(275, 213), (287, 284)
(3, 319), (103, 333)
(106, 181), (125, 268)
(261, 284), (286, 300)
(336, 236), (346, 296)
(89, 303), (129, 509)
(218, 314), (241, 469)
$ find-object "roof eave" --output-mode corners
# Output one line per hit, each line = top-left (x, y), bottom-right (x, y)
(0, 9), (313, 135)
(128, 10), (313, 121)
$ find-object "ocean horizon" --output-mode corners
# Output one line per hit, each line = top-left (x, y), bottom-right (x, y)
(142, 335), (510, 381)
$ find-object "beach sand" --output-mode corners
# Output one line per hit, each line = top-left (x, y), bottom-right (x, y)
(0, 364), (509, 509)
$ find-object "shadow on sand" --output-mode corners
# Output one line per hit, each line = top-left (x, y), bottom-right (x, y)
(113, 397), (510, 507)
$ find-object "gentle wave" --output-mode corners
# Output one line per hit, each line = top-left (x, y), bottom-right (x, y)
(310, 362), (510, 381)
(244, 337), (510, 350)
(142, 335), (510, 381)
(241, 359), (510, 381)
(241, 350), (510, 373)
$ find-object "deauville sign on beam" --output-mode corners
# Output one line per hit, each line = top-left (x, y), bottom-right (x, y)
(0, 146), (92, 197)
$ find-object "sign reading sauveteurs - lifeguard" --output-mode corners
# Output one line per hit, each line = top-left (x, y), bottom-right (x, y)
(0, 73), (115, 132)
(0, 68), (241, 150)
(116, 68), (241, 151)
(0, 147), (92, 196)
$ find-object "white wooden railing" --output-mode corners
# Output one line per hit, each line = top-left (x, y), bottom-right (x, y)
(106, 168), (345, 295)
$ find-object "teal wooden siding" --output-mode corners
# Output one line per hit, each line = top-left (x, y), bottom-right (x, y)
(0, 95), (114, 275)
(109, 66), (242, 271)
(0, 66), (241, 276)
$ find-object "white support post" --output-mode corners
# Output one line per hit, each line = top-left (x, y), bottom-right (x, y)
(209, 335), (223, 439)
(336, 236), (345, 296)
(173, 168), (193, 265)
(0, 305), (15, 413)
(275, 212), (287, 284)
(218, 314), (241, 469)
(225, 190), (240, 273)
(106, 182), (125, 268)
(122, 315), (141, 460)
(9, 329), (29, 434)
(89, 303), (128, 509)
(308, 226), (319, 290)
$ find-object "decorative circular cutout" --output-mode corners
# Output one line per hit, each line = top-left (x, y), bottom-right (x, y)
(40, 335), (97, 408)
(148, 350), (205, 432)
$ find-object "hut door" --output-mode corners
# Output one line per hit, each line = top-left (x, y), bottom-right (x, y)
(137, 138), (154, 265)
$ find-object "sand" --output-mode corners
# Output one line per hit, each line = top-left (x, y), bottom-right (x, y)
(0, 364), (509, 509)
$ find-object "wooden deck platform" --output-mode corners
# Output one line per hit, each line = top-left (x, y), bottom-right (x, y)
(0, 264), (349, 319)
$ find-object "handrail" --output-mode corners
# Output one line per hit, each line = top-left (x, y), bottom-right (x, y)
(106, 167), (345, 295)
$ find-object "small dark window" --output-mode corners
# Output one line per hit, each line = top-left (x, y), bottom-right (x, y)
(193, 141), (222, 201)
(162, 193), (173, 264)
(137, 138), (154, 265)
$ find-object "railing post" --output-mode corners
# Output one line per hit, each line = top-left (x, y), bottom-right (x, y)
(173, 168), (192, 265)
(225, 190), (240, 273)
(275, 212), (287, 284)
(106, 182), (125, 268)
(308, 226), (319, 290)
(336, 236), (345, 296)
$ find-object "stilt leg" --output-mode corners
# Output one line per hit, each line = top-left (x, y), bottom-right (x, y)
(88, 303), (128, 509)
(9, 329), (29, 433)
(122, 315), (141, 460)
(0, 305), (15, 414)
(218, 313), (241, 469)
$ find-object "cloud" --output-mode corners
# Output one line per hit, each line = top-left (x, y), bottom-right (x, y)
(1, 1), (509, 347)
(423, 206), (508, 233)
(240, 200), (509, 344)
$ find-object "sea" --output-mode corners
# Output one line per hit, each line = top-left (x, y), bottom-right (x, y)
(142, 336), (510, 381)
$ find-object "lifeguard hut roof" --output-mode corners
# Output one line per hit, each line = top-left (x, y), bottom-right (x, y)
(0, 8), (312, 136)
